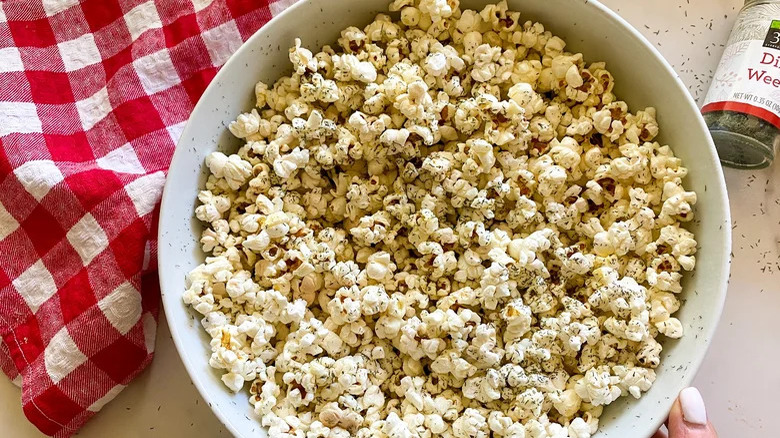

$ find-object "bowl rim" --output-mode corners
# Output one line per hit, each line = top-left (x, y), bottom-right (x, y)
(158, 1), (732, 436)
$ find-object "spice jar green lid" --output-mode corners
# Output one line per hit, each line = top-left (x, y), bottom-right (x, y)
(702, 0), (780, 169)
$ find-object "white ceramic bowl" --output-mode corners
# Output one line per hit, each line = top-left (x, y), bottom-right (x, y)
(158, 1), (732, 436)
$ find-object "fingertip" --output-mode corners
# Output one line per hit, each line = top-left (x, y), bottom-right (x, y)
(679, 387), (708, 426)
(667, 397), (685, 431)
(667, 388), (718, 437)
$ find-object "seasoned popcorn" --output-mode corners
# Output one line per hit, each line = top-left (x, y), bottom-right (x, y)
(184, 1), (698, 437)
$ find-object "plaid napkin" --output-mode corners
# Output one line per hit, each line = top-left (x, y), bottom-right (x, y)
(0, 0), (296, 436)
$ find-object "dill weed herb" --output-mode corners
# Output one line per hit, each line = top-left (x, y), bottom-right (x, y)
(702, 0), (780, 169)
(704, 111), (780, 167)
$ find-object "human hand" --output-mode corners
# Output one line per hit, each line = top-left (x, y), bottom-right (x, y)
(653, 387), (718, 438)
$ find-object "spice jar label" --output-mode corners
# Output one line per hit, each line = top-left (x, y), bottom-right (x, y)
(703, 18), (780, 128)
(762, 20), (780, 50)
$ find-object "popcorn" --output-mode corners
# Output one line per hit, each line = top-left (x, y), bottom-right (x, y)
(186, 1), (697, 437)
(205, 152), (252, 190)
(655, 317), (684, 339)
(334, 53), (378, 83)
(613, 365), (656, 399)
(452, 408), (488, 438)
(471, 44), (502, 82)
(195, 190), (231, 223)
(272, 147), (310, 178)
(228, 110), (261, 138)
(366, 251), (396, 282)
(574, 368), (622, 406)
(537, 164), (568, 197)
(289, 38), (317, 74)
(568, 418), (592, 438)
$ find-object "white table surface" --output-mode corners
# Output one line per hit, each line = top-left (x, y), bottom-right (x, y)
(3, 0), (778, 436)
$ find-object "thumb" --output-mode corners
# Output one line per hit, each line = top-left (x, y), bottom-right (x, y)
(667, 387), (718, 438)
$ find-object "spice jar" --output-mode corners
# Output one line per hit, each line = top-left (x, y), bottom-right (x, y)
(702, 0), (780, 169)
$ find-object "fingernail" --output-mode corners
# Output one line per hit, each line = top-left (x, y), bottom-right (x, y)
(680, 387), (707, 425)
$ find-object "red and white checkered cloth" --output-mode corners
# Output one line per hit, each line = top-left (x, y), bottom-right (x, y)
(0, 0), (297, 436)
